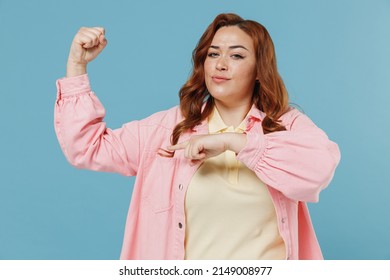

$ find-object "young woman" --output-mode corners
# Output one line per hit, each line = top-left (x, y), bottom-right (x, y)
(55, 13), (340, 259)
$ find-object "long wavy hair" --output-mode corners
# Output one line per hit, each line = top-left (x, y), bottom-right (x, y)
(171, 13), (289, 146)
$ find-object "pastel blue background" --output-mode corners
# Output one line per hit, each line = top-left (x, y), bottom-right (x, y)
(0, 0), (389, 260)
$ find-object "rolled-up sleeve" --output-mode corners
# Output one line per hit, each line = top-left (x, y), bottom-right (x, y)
(237, 111), (341, 202)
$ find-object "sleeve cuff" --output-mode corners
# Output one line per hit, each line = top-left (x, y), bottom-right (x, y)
(236, 131), (267, 170)
(56, 74), (91, 96)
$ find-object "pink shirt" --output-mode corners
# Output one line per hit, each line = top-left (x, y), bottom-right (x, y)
(54, 74), (341, 260)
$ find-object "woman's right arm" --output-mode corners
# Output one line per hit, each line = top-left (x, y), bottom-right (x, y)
(54, 27), (140, 176)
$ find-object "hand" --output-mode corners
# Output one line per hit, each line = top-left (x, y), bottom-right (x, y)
(167, 133), (247, 164)
(67, 27), (107, 77)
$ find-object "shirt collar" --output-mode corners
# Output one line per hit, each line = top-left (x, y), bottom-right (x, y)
(196, 104), (265, 134)
(247, 104), (266, 121)
(208, 106), (227, 133)
(208, 106), (252, 134)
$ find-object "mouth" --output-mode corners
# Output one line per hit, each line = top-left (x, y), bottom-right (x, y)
(211, 76), (230, 83)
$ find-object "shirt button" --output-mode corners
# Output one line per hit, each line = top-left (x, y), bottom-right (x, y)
(178, 223), (183, 229)
(178, 184), (183, 190)
(281, 218), (286, 223)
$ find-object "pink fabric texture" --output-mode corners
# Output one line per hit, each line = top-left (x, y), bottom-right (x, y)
(54, 74), (340, 259)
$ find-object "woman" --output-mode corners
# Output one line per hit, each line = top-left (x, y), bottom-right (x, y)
(55, 13), (340, 260)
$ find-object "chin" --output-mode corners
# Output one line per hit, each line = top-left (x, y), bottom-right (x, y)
(208, 87), (231, 96)
(208, 91), (230, 100)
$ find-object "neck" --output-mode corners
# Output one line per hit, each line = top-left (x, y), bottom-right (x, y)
(214, 100), (252, 128)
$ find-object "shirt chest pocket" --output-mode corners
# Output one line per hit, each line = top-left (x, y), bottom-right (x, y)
(141, 152), (176, 213)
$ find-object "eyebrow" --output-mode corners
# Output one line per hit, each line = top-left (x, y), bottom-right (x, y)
(210, 45), (249, 51)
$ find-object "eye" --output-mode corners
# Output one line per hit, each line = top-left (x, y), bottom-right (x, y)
(207, 52), (219, 58)
(231, 54), (244, 59)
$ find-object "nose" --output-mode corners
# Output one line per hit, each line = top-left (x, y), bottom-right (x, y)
(216, 57), (228, 71)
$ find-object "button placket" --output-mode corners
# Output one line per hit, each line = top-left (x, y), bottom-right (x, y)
(177, 183), (184, 230)
(277, 193), (292, 260)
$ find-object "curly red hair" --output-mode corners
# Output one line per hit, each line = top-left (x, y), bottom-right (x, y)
(171, 13), (289, 146)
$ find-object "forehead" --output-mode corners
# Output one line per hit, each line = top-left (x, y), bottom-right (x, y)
(211, 26), (254, 50)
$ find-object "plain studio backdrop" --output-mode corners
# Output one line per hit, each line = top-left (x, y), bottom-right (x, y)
(0, 0), (389, 260)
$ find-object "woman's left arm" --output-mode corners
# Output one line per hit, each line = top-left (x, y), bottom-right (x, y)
(236, 111), (341, 202)
(168, 110), (340, 202)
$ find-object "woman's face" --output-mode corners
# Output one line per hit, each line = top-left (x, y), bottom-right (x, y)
(204, 26), (257, 107)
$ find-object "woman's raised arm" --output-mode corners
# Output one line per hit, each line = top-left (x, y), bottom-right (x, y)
(66, 27), (107, 77)
(55, 28), (140, 176)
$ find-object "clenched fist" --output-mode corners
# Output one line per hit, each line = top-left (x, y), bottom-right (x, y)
(66, 27), (107, 77)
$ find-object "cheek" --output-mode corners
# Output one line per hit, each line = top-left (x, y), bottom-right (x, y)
(204, 60), (214, 90)
(238, 64), (257, 82)
(203, 60), (212, 76)
(240, 63), (256, 76)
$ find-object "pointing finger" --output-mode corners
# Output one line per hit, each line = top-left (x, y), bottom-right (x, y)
(167, 141), (189, 151)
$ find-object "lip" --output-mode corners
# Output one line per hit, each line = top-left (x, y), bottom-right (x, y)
(211, 75), (230, 83)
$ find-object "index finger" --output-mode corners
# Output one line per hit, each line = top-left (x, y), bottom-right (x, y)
(93, 27), (105, 35)
(167, 141), (188, 151)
